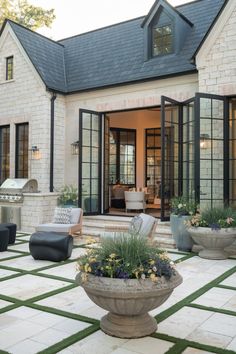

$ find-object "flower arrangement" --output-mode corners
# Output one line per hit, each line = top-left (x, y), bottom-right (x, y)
(170, 196), (198, 216)
(187, 207), (236, 230)
(77, 232), (175, 281)
(58, 185), (78, 206)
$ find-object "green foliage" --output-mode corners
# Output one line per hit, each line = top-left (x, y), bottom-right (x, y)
(170, 196), (198, 216)
(58, 185), (78, 206)
(0, 0), (55, 30)
(188, 207), (236, 229)
(77, 232), (176, 280)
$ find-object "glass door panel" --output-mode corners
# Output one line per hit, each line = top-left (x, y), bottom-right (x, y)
(79, 110), (101, 215)
(103, 114), (110, 213)
(161, 96), (180, 220)
(197, 93), (226, 209)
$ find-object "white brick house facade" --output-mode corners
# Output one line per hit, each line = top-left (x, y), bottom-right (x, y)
(0, 0), (235, 230)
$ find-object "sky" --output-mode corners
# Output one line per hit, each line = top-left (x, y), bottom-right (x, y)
(30, 0), (195, 40)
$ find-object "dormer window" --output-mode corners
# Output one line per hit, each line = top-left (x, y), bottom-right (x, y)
(6, 56), (13, 80)
(152, 24), (173, 56)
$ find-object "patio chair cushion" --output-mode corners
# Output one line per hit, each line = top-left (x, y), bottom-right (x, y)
(29, 232), (73, 262)
(53, 208), (71, 224)
(70, 208), (82, 223)
(138, 213), (156, 238)
(129, 215), (143, 234)
(35, 223), (78, 233)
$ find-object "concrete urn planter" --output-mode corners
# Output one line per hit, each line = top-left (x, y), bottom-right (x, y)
(170, 214), (193, 252)
(188, 227), (236, 260)
(76, 271), (182, 338)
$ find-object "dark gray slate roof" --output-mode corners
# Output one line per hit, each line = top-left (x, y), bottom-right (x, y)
(7, 0), (226, 93)
(8, 21), (67, 92)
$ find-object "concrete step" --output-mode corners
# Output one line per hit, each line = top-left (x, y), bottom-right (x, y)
(82, 215), (175, 249)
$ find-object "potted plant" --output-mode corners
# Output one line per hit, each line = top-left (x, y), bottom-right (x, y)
(170, 196), (198, 252)
(187, 207), (236, 260)
(58, 185), (78, 207)
(75, 232), (182, 339)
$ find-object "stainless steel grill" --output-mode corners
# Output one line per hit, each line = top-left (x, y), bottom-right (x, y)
(0, 178), (38, 203)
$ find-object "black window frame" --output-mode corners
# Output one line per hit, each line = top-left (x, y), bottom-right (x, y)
(15, 123), (29, 178)
(6, 56), (14, 81)
(152, 24), (173, 57)
(0, 125), (10, 185)
(109, 128), (136, 186)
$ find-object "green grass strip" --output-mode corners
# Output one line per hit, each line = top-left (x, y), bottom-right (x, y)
(0, 349), (10, 354)
(188, 303), (236, 317)
(0, 253), (28, 262)
(152, 332), (236, 354)
(28, 303), (99, 324)
(0, 303), (20, 314)
(37, 323), (100, 354)
(217, 284), (236, 291)
(174, 253), (196, 263)
(30, 271), (75, 284)
(27, 283), (77, 303)
(155, 265), (236, 323)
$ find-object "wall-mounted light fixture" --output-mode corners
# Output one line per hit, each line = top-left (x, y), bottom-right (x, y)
(71, 140), (79, 155)
(200, 134), (210, 149)
(30, 145), (41, 160)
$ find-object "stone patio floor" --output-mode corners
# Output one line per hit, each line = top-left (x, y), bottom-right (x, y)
(0, 233), (236, 354)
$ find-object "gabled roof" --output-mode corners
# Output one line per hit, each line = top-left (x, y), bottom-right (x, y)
(1, 0), (226, 94)
(141, 0), (193, 28)
(3, 19), (67, 92)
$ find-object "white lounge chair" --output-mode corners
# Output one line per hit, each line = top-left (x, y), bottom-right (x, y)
(125, 191), (146, 213)
(36, 208), (83, 236)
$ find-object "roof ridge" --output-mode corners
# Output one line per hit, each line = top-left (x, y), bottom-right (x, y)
(58, 16), (145, 42)
(6, 19), (64, 47)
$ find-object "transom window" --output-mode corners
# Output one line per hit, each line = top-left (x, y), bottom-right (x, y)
(15, 123), (29, 178)
(6, 56), (13, 80)
(109, 128), (136, 185)
(152, 25), (173, 56)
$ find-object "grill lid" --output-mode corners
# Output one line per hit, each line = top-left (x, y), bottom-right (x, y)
(0, 178), (38, 194)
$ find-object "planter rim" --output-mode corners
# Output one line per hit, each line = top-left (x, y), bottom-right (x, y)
(188, 226), (236, 234)
(76, 271), (182, 297)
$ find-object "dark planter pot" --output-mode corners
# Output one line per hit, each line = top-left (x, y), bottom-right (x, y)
(170, 214), (193, 252)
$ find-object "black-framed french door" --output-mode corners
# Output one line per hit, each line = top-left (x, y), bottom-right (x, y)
(195, 93), (227, 209)
(161, 96), (181, 220)
(161, 93), (227, 221)
(79, 109), (102, 215)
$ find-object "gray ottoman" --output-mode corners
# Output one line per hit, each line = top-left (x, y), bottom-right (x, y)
(0, 228), (9, 252)
(29, 232), (73, 262)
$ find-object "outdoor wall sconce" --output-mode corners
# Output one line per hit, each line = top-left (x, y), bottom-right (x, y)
(71, 140), (79, 155)
(30, 145), (41, 160)
(200, 134), (210, 149)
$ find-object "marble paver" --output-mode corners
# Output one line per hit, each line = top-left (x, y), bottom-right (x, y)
(0, 255), (54, 270)
(39, 261), (78, 280)
(8, 242), (30, 252)
(0, 268), (19, 279)
(0, 251), (22, 260)
(69, 247), (88, 260)
(0, 299), (12, 309)
(182, 349), (213, 354)
(157, 307), (214, 339)
(0, 274), (70, 300)
(36, 286), (107, 320)
(220, 273), (236, 287)
(0, 306), (90, 353)
(15, 235), (31, 241)
(193, 287), (236, 310)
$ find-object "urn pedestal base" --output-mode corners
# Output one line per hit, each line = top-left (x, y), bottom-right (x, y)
(101, 312), (157, 338)
(199, 248), (228, 260)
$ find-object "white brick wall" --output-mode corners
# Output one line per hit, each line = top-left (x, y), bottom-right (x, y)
(0, 27), (66, 193)
(197, 0), (236, 95)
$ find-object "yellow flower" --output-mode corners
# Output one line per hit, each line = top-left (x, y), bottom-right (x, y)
(109, 253), (116, 259)
(150, 273), (158, 282)
(149, 259), (155, 265)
